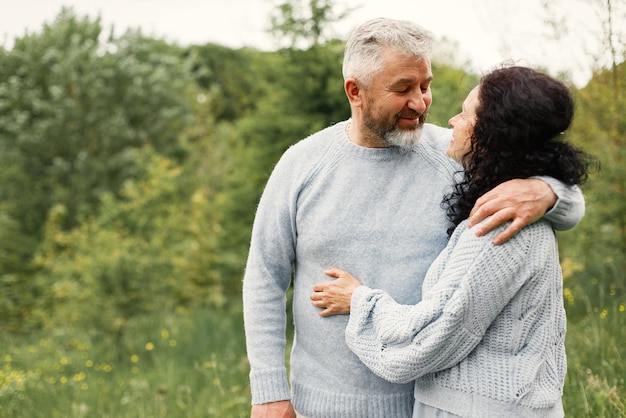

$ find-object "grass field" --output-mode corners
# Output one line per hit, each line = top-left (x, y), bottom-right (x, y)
(1, 295), (624, 417)
(0, 304), (251, 418)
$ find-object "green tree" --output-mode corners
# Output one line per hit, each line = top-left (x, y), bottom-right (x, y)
(186, 44), (268, 122)
(32, 148), (189, 344)
(269, 0), (351, 127)
(0, 9), (193, 232)
(560, 60), (625, 307)
(23, 76), (244, 343)
(551, 4), (626, 414)
(269, 0), (354, 49)
(0, 8), (195, 331)
(550, 0), (625, 312)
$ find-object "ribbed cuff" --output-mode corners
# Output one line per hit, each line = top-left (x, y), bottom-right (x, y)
(249, 367), (291, 405)
(533, 175), (583, 231)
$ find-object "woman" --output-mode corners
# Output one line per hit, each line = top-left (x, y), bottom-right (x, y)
(310, 66), (597, 417)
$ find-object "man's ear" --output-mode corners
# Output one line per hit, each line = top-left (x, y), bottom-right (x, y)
(345, 78), (362, 107)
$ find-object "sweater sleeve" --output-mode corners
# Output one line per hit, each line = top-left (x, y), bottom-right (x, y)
(534, 175), (585, 231)
(345, 221), (538, 384)
(242, 149), (300, 404)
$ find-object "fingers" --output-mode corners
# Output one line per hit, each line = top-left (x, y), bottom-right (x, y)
(324, 267), (349, 278)
(472, 207), (514, 236)
(472, 208), (526, 244)
(469, 191), (512, 227)
(310, 289), (329, 310)
(317, 303), (348, 317)
(310, 291), (324, 304)
(469, 179), (529, 226)
(469, 197), (498, 228)
(323, 267), (341, 278)
(472, 208), (528, 244)
(311, 268), (359, 317)
(470, 178), (554, 228)
(313, 269), (345, 292)
(469, 193), (489, 219)
(310, 286), (352, 316)
(492, 218), (524, 245)
(310, 292), (339, 317)
(312, 278), (340, 292)
(319, 308), (333, 317)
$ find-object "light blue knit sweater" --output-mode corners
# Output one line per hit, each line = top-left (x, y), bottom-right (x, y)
(346, 219), (566, 417)
(242, 120), (582, 418)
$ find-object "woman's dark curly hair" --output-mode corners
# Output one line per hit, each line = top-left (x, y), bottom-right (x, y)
(443, 66), (598, 236)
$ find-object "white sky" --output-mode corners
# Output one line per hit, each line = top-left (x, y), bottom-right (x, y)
(0, 0), (609, 86)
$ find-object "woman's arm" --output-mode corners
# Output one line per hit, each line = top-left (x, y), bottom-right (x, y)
(314, 221), (548, 384)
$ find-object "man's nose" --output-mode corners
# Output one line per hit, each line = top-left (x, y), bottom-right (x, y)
(408, 91), (428, 113)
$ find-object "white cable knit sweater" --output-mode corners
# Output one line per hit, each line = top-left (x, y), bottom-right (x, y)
(346, 218), (566, 418)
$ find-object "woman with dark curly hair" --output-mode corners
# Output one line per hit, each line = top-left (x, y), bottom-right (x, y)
(444, 66), (592, 238)
(310, 66), (598, 417)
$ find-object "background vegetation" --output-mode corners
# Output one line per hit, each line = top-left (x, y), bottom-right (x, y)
(0, 1), (624, 417)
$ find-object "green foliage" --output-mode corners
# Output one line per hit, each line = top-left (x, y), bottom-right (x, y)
(429, 62), (479, 127)
(31, 149), (188, 336)
(186, 44), (269, 122)
(0, 162), (37, 274)
(29, 122), (245, 337)
(0, 4), (624, 416)
(0, 8), (195, 331)
(1, 302), (623, 417)
(0, 9), (193, 232)
(563, 294), (625, 417)
(279, 40), (351, 126)
(556, 60), (626, 418)
(558, 61), (625, 323)
(269, 0), (354, 49)
(0, 306), (250, 418)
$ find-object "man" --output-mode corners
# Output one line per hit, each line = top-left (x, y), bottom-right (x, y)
(243, 18), (584, 418)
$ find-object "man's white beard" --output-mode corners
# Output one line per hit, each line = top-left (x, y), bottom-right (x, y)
(385, 125), (424, 151)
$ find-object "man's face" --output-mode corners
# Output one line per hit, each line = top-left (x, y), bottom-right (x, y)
(361, 49), (433, 149)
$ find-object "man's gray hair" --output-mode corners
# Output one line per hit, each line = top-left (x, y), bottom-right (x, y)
(342, 18), (435, 87)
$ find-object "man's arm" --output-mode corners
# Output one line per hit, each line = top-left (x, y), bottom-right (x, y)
(534, 176), (586, 230)
(243, 150), (300, 409)
(468, 177), (585, 244)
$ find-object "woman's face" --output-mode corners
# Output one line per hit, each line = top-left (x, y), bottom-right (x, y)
(447, 86), (480, 166)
